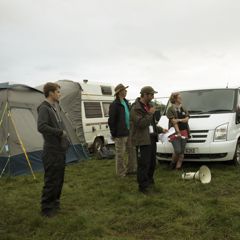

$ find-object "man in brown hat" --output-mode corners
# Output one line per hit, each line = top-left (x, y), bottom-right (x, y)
(108, 84), (137, 177)
(130, 86), (168, 193)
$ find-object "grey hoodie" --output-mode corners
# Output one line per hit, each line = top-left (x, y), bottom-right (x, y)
(37, 100), (66, 153)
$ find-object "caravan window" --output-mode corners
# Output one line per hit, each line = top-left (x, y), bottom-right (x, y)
(101, 86), (112, 95)
(84, 102), (103, 118)
(102, 102), (111, 117)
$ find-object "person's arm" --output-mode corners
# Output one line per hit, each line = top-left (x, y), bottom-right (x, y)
(178, 117), (189, 123)
(167, 107), (181, 136)
(172, 120), (181, 136)
(37, 106), (63, 137)
(108, 103), (117, 137)
(157, 126), (163, 133)
(131, 108), (154, 129)
(157, 126), (168, 134)
(178, 107), (190, 123)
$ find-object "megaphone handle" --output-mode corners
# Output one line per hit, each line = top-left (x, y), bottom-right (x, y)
(193, 172), (197, 179)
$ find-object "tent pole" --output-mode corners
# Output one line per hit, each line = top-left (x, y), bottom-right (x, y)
(0, 102), (8, 128)
(0, 154), (10, 178)
(0, 102), (11, 177)
(8, 110), (36, 180)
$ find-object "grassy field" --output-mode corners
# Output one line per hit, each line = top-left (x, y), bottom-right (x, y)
(1, 159), (240, 240)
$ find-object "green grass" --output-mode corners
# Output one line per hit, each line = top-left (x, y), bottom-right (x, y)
(1, 159), (240, 240)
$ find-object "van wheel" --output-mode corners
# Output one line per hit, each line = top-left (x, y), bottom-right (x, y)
(233, 140), (240, 165)
(93, 138), (104, 153)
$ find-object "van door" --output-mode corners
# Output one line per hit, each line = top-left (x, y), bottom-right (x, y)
(230, 90), (240, 143)
(101, 101), (113, 143)
(237, 90), (240, 124)
(83, 101), (103, 144)
(82, 101), (113, 148)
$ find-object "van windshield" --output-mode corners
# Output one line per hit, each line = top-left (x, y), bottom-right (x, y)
(167, 89), (236, 114)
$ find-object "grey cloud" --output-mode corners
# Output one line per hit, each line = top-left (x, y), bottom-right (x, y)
(0, 0), (239, 99)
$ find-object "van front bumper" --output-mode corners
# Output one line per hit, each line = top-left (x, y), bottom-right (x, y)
(156, 139), (237, 162)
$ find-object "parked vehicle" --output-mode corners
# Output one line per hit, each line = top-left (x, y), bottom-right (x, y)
(157, 88), (240, 164)
(54, 80), (114, 153)
(81, 80), (115, 152)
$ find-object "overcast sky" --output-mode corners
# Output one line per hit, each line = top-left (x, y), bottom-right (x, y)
(0, 0), (239, 100)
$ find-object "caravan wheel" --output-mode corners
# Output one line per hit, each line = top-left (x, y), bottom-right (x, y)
(93, 137), (104, 153)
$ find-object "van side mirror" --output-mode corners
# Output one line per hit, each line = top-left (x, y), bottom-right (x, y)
(237, 111), (240, 124)
(155, 110), (161, 122)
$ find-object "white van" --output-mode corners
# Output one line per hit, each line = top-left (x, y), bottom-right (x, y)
(81, 80), (115, 152)
(157, 88), (240, 164)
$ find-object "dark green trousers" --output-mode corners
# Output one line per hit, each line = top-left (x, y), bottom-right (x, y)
(137, 138), (157, 191)
(41, 151), (66, 212)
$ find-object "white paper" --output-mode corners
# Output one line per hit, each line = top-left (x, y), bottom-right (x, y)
(149, 125), (154, 134)
(158, 127), (176, 143)
(158, 134), (168, 143)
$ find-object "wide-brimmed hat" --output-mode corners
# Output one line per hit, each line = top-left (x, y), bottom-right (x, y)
(140, 86), (158, 95)
(114, 84), (129, 96)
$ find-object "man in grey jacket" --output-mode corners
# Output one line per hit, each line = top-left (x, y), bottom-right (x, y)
(37, 82), (69, 217)
(130, 86), (167, 194)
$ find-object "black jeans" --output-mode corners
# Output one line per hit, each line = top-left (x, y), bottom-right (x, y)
(41, 151), (66, 212)
(137, 138), (157, 190)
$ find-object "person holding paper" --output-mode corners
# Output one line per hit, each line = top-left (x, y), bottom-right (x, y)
(130, 86), (168, 194)
(167, 92), (190, 169)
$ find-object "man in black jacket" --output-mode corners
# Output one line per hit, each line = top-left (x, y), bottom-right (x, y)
(37, 82), (69, 217)
(108, 84), (136, 177)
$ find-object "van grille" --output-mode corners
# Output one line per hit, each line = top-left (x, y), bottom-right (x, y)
(190, 115), (210, 118)
(187, 130), (209, 143)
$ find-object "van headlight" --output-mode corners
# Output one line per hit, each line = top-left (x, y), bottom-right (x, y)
(214, 123), (228, 142)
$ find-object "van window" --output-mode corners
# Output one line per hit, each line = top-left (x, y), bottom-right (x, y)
(84, 102), (103, 118)
(101, 86), (112, 95)
(166, 89), (236, 114)
(102, 102), (111, 117)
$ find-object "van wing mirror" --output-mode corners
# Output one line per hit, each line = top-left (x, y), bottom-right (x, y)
(155, 110), (161, 122)
(237, 111), (240, 123)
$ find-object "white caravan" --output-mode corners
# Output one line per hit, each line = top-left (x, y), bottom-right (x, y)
(157, 88), (240, 164)
(81, 80), (115, 152)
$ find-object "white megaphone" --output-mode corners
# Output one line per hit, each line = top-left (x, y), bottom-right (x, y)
(182, 165), (211, 184)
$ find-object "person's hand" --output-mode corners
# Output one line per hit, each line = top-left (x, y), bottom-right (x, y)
(172, 119), (179, 125)
(149, 107), (156, 114)
(62, 130), (67, 138)
(162, 129), (168, 133)
(176, 132), (181, 138)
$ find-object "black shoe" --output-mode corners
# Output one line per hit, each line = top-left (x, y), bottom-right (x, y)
(41, 209), (58, 218)
(139, 187), (149, 195)
(148, 179), (155, 186)
(55, 205), (61, 211)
